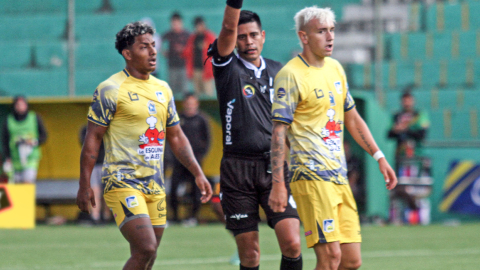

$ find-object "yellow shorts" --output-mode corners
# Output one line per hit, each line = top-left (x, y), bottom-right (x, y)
(290, 180), (361, 248)
(104, 188), (167, 229)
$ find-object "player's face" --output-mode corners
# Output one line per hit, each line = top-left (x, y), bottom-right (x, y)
(301, 19), (335, 58)
(125, 33), (157, 75)
(236, 22), (265, 66)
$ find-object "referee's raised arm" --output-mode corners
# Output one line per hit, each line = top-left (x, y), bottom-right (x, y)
(217, 0), (243, 57)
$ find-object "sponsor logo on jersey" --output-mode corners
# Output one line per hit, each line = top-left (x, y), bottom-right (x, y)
(321, 109), (342, 152)
(243, 84), (255, 98)
(277, 88), (286, 98)
(230, 213), (248, 220)
(147, 101), (157, 115)
(305, 230), (312, 236)
(156, 92), (166, 103)
(138, 116), (165, 161)
(126, 196), (139, 208)
(225, 99), (236, 145)
(329, 92), (335, 106)
(334, 81), (342, 94)
(323, 219), (334, 233)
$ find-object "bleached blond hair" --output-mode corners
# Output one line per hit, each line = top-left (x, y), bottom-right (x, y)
(294, 6), (336, 48)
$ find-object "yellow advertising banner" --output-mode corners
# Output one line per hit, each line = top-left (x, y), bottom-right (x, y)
(0, 184), (35, 229)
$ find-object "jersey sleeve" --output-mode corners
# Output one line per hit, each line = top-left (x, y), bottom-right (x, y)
(272, 68), (301, 125)
(87, 84), (118, 126)
(344, 90), (356, 112)
(166, 91), (180, 127)
(209, 39), (235, 68)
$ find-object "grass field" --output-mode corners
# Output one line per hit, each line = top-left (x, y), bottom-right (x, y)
(1, 222), (479, 270)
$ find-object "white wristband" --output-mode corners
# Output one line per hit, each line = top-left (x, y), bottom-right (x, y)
(373, 151), (385, 161)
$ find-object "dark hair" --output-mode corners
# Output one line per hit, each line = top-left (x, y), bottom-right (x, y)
(171, 12), (182, 21)
(238, 10), (262, 29)
(183, 93), (198, 100)
(194, 16), (204, 26)
(115, 21), (155, 55)
(402, 91), (413, 99)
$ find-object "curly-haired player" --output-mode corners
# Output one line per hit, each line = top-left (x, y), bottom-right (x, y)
(76, 21), (212, 270)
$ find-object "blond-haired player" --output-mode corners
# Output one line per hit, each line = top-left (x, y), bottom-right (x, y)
(268, 6), (397, 270)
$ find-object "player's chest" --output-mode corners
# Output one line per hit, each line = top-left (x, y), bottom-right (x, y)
(116, 88), (169, 122)
(303, 73), (344, 110)
(236, 72), (274, 104)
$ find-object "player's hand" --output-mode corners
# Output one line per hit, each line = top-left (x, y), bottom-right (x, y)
(268, 183), (288, 213)
(76, 186), (96, 213)
(378, 158), (397, 190)
(195, 175), (213, 203)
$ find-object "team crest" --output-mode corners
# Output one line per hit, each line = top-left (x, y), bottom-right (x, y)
(147, 101), (157, 115)
(156, 92), (166, 103)
(329, 91), (335, 106)
(243, 84), (255, 98)
(323, 219), (334, 233)
(334, 81), (342, 94)
(137, 116), (165, 161)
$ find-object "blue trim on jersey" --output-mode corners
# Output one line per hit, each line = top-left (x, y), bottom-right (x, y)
(87, 117), (108, 127)
(123, 69), (130, 77)
(297, 54), (310, 67)
(166, 121), (180, 128)
(345, 104), (356, 112)
(273, 117), (293, 124)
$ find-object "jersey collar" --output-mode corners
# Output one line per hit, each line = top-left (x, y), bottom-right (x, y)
(236, 54), (266, 79)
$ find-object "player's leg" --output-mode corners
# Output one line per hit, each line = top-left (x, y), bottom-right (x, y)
(338, 243), (361, 270)
(104, 189), (163, 269)
(337, 185), (362, 270)
(169, 164), (183, 223)
(313, 241), (342, 270)
(120, 217), (158, 270)
(22, 168), (37, 183)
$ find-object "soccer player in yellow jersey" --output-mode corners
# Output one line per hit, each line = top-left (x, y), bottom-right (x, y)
(76, 22), (212, 270)
(268, 7), (397, 270)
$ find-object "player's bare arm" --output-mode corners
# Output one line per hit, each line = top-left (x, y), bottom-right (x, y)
(166, 124), (212, 202)
(217, 0), (243, 57)
(77, 121), (107, 213)
(268, 121), (289, 213)
(344, 107), (398, 190)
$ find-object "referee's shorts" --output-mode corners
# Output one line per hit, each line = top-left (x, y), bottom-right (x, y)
(219, 153), (299, 236)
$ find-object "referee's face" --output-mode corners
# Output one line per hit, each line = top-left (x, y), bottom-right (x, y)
(236, 22), (265, 67)
(301, 19), (335, 58)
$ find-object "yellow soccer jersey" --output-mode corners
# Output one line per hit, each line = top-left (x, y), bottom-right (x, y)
(272, 55), (355, 185)
(88, 69), (180, 194)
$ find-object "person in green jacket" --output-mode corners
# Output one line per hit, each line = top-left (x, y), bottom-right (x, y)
(2, 96), (47, 183)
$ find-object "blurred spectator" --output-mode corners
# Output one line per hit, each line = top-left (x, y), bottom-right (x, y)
(170, 94), (211, 226)
(162, 12), (190, 94)
(183, 16), (216, 97)
(388, 90), (430, 224)
(141, 17), (162, 77)
(79, 124), (110, 224)
(1, 96), (47, 183)
(345, 140), (365, 214)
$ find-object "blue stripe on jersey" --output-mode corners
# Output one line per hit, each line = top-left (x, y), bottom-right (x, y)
(345, 104), (356, 112)
(166, 120), (180, 128)
(123, 69), (130, 77)
(273, 117), (293, 124)
(297, 54), (309, 67)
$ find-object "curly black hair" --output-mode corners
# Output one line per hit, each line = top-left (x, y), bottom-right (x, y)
(115, 21), (155, 55)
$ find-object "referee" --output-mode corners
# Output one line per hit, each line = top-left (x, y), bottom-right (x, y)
(208, 1), (302, 269)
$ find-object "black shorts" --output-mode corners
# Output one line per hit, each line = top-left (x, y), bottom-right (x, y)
(220, 153), (299, 235)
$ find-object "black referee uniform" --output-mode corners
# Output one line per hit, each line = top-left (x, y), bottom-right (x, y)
(210, 41), (299, 235)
